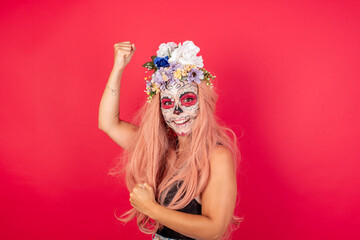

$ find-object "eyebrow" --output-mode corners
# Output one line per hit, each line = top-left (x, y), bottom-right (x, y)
(161, 95), (172, 100)
(179, 91), (197, 99)
(161, 89), (197, 100)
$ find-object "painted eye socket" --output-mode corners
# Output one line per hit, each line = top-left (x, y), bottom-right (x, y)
(161, 98), (174, 109)
(180, 93), (197, 107)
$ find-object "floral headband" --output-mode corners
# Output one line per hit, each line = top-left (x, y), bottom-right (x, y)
(142, 40), (216, 102)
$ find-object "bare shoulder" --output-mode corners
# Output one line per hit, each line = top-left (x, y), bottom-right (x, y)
(200, 145), (237, 237)
(209, 145), (235, 171)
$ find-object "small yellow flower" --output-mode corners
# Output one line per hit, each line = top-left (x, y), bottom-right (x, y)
(162, 73), (169, 82)
(151, 83), (160, 92)
(174, 68), (182, 79)
(181, 69), (187, 76)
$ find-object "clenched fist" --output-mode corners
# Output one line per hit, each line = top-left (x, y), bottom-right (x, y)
(113, 41), (136, 71)
(129, 183), (157, 217)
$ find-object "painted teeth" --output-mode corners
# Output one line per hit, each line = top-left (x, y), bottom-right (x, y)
(174, 118), (188, 124)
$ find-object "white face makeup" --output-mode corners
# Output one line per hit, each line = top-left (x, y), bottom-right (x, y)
(160, 81), (200, 137)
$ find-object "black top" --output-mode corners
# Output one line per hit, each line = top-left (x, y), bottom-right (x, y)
(156, 182), (202, 239)
(156, 143), (223, 239)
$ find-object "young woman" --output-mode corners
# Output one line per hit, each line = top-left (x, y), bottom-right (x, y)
(98, 40), (243, 240)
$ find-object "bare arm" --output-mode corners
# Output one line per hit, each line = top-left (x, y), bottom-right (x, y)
(98, 41), (138, 151)
(147, 146), (237, 240)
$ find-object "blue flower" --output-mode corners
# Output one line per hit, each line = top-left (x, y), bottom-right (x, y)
(154, 56), (170, 68)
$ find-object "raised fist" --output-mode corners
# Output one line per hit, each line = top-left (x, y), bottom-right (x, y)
(113, 41), (136, 71)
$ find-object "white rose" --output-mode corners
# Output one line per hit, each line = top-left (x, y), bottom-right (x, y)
(156, 42), (178, 57)
(168, 40), (204, 68)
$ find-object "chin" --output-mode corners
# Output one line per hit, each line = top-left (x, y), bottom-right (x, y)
(176, 129), (192, 137)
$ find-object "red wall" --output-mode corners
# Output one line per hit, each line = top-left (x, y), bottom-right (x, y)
(1, 0), (359, 239)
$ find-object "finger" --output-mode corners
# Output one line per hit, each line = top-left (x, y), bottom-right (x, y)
(129, 44), (136, 56)
(115, 46), (131, 51)
(115, 45), (131, 49)
(143, 183), (152, 189)
(115, 41), (130, 45)
(114, 42), (131, 48)
(115, 49), (131, 57)
(117, 42), (131, 47)
(114, 48), (130, 55)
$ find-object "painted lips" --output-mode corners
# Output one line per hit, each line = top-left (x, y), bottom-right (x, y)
(173, 117), (190, 126)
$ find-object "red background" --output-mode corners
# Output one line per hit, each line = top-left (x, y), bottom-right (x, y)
(1, 0), (359, 239)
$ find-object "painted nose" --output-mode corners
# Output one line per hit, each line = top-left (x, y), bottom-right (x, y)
(173, 105), (183, 115)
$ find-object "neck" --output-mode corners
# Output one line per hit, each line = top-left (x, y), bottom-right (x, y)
(178, 135), (190, 149)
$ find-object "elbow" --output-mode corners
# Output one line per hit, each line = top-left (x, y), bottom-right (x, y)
(209, 231), (225, 240)
(200, 216), (226, 240)
(98, 122), (107, 132)
(208, 224), (227, 240)
(209, 232), (222, 240)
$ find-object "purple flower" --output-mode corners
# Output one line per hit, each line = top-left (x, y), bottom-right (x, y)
(187, 68), (204, 84)
(169, 61), (182, 72)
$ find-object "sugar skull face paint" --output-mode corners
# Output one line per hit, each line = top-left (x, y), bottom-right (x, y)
(160, 81), (199, 137)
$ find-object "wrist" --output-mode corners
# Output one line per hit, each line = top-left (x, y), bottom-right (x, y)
(112, 65), (125, 74)
(148, 201), (161, 220)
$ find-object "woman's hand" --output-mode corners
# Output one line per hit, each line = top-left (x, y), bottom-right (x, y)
(129, 182), (158, 217)
(113, 41), (136, 72)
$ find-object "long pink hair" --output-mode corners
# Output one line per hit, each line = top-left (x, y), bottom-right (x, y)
(109, 81), (244, 239)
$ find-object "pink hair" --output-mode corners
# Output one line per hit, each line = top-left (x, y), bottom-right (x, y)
(109, 81), (244, 239)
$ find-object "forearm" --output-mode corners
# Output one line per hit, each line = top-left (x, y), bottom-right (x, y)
(150, 204), (220, 240)
(98, 67), (124, 131)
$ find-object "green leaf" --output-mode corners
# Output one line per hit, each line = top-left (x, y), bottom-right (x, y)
(167, 48), (171, 58)
(142, 61), (156, 69)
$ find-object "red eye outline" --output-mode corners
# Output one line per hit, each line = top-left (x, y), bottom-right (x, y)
(161, 98), (174, 109)
(180, 93), (197, 107)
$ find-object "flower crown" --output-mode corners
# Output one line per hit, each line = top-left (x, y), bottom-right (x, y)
(142, 40), (216, 102)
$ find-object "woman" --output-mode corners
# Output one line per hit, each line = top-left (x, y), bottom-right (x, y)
(98, 40), (244, 240)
